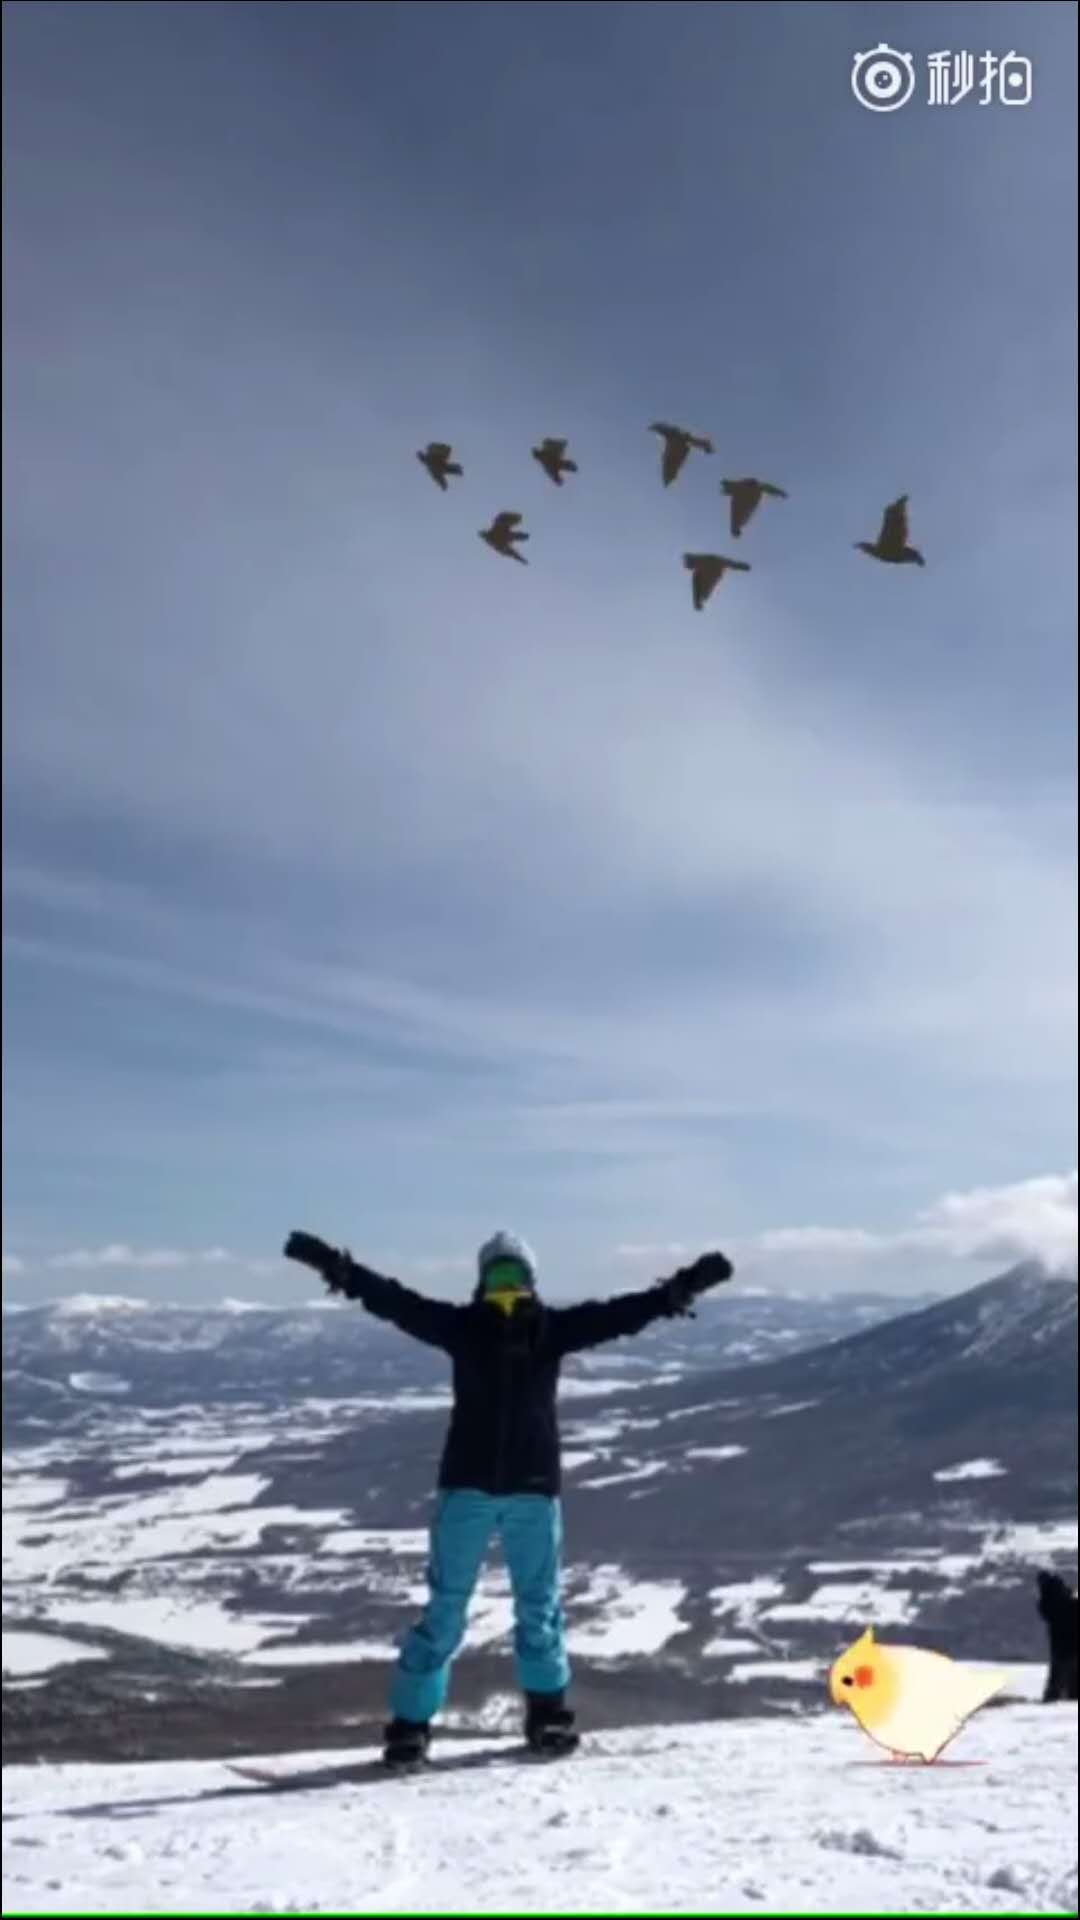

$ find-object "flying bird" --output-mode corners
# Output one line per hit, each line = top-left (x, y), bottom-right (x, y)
(650, 422), (715, 488)
(721, 477), (788, 538)
(855, 494), (925, 566)
(417, 442), (463, 492)
(531, 437), (578, 486)
(829, 1628), (1009, 1764)
(683, 552), (750, 611)
(479, 511), (530, 564)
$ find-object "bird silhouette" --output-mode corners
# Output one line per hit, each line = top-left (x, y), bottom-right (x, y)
(531, 437), (578, 486)
(650, 423), (715, 487)
(721, 477), (788, 538)
(683, 552), (750, 611)
(479, 511), (530, 564)
(855, 494), (925, 566)
(417, 442), (463, 492)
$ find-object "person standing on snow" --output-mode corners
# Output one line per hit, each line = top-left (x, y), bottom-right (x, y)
(284, 1225), (735, 1769)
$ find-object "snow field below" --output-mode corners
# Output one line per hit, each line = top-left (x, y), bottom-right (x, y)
(3, 1705), (1076, 1914)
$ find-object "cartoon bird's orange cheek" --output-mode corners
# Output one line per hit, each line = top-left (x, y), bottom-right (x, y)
(854, 1664), (876, 1689)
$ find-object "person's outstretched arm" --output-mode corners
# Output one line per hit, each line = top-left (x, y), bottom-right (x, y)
(549, 1251), (734, 1358)
(284, 1230), (462, 1352)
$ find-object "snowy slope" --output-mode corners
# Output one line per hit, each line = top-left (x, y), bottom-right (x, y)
(3, 1706), (1076, 1915)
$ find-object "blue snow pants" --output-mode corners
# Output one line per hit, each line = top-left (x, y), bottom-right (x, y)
(389, 1489), (571, 1724)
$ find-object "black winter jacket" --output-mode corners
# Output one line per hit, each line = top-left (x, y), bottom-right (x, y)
(336, 1262), (675, 1496)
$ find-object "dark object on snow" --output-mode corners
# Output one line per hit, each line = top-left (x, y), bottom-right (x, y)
(281, 1231), (735, 1495)
(525, 1689), (579, 1754)
(855, 494), (925, 566)
(479, 510), (530, 563)
(227, 1743), (582, 1792)
(417, 442), (463, 491)
(383, 1716), (432, 1770)
(531, 437), (578, 486)
(683, 551), (751, 611)
(721, 477), (788, 538)
(649, 422), (714, 487)
(1037, 1571), (1079, 1702)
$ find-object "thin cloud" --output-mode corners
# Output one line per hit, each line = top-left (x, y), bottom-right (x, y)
(405, 1255), (475, 1280)
(48, 1245), (246, 1273)
(30, 1244), (477, 1285)
(738, 1173), (1078, 1282)
(612, 1242), (692, 1267)
(754, 1227), (885, 1258)
(15, 1171), (1079, 1306)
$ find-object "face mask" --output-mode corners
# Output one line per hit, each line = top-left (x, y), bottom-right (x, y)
(487, 1290), (522, 1317)
(482, 1258), (532, 1308)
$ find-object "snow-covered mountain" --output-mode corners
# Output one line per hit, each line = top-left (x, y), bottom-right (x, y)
(2, 1282), (931, 1428)
(3, 1266), (1075, 1771)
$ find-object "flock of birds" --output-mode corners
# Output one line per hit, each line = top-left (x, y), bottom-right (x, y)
(417, 424), (927, 612)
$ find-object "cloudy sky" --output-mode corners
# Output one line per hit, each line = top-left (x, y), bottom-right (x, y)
(3, 1), (1076, 1306)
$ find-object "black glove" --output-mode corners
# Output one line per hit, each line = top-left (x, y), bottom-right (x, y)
(283, 1230), (353, 1294)
(658, 1250), (735, 1318)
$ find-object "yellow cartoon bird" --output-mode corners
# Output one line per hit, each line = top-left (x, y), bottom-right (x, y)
(828, 1627), (1010, 1763)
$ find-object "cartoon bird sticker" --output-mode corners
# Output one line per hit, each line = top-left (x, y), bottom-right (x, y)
(829, 1627), (1010, 1763)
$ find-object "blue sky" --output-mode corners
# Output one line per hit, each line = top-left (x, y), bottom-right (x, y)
(3, 0), (1076, 1304)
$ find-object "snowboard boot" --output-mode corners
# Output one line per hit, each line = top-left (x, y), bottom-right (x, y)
(524, 1690), (579, 1757)
(382, 1716), (431, 1771)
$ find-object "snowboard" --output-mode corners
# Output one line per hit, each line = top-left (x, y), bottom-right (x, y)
(226, 1735), (579, 1793)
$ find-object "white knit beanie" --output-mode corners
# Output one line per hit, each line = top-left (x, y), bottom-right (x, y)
(477, 1230), (538, 1285)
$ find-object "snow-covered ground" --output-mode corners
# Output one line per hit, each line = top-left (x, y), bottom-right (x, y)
(763, 1581), (918, 1627)
(3, 1707), (1075, 1914)
(2, 1631), (109, 1677)
(563, 1566), (687, 1657)
(1, 1435), (778, 1670)
(934, 1459), (1008, 1483)
(5, 1445), (1077, 1681)
(686, 1444), (748, 1462)
(576, 1459), (670, 1491)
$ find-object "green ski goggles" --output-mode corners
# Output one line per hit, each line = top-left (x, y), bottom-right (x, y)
(481, 1257), (533, 1294)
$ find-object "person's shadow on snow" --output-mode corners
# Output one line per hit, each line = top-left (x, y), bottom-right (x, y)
(15, 1742), (573, 1822)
